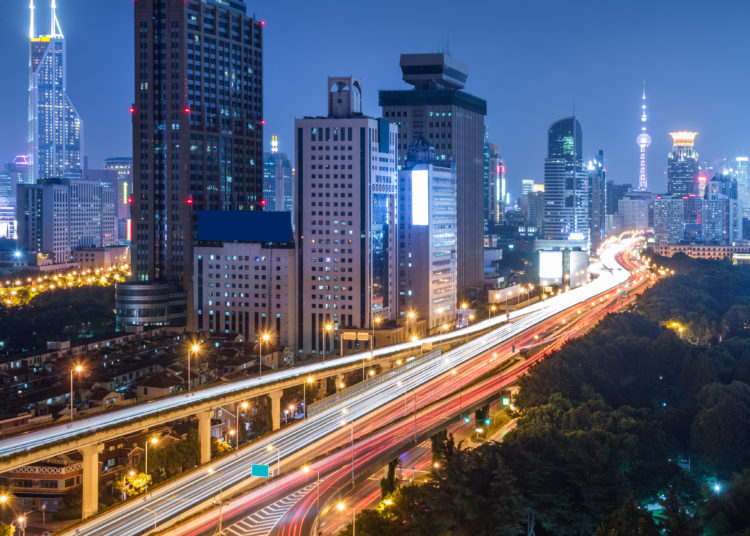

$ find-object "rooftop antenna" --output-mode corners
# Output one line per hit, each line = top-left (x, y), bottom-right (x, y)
(29, 0), (35, 40)
(50, 0), (63, 37)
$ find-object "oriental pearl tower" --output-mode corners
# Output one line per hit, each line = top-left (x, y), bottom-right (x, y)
(636, 82), (651, 191)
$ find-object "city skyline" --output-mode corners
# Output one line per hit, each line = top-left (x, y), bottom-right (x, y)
(1, 0), (750, 195)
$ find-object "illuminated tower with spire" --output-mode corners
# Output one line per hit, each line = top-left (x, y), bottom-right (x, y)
(636, 82), (651, 192)
(28, 0), (83, 182)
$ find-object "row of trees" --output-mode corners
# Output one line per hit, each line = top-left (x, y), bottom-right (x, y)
(338, 254), (750, 535)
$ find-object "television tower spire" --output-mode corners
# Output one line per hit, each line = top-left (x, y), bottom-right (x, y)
(50, 0), (63, 37)
(29, 0), (35, 40)
(636, 81), (651, 191)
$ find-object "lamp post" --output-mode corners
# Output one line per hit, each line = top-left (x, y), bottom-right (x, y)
(407, 310), (416, 340)
(490, 305), (496, 318)
(235, 401), (248, 450)
(337, 502), (356, 536)
(304, 376), (313, 418)
(15, 514), (26, 536)
(341, 414), (355, 489)
(323, 323), (333, 358)
(302, 465), (320, 534)
(145, 436), (158, 490)
(259, 332), (270, 376)
(188, 343), (200, 392)
(267, 444), (280, 476)
(366, 316), (381, 381)
(70, 364), (83, 422)
(460, 302), (467, 327)
(206, 467), (223, 535)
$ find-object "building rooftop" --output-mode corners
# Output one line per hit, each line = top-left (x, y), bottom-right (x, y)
(198, 211), (294, 244)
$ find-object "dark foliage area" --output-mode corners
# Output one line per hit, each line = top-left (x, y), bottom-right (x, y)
(0, 286), (115, 353)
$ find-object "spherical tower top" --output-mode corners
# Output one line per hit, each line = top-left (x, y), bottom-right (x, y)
(637, 132), (652, 148)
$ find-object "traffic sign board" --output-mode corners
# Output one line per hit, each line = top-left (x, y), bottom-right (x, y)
(251, 464), (270, 478)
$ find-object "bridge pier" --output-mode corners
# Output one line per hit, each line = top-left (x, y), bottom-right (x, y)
(79, 443), (103, 519)
(269, 390), (283, 430)
(197, 409), (213, 464)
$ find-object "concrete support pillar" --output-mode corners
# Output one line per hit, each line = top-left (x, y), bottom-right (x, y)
(197, 409), (213, 465)
(269, 390), (283, 431)
(318, 378), (328, 398)
(79, 443), (103, 519)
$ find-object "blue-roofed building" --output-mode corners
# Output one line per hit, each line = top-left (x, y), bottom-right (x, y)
(193, 211), (297, 352)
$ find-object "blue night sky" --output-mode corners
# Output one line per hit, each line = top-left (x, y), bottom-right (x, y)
(1, 0), (750, 195)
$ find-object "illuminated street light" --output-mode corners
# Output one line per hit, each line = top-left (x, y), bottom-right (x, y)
(259, 332), (271, 376)
(70, 364), (83, 422)
(145, 436), (159, 491)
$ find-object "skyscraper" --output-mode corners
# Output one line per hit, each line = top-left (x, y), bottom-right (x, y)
(123, 0), (264, 329)
(667, 132), (699, 196)
(380, 53), (486, 294)
(487, 143), (505, 226)
(588, 150), (606, 249)
(543, 117), (589, 241)
(28, 0), (83, 182)
(636, 83), (651, 192)
(397, 138), (457, 333)
(104, 157), (133, 244)
(263, 136), (294, 215)
(295, 77), (398, 356)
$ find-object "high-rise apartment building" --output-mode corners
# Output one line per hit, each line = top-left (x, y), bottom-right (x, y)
(17, 179), (115, 264)
(588, 150), (606, 249)
(521, 179), (534, 196)
(397, 138), (457, 334)
(667, 132), (699, 197)
(618, 191), (655, 233)
(295, 78), (398, 356)
(28, 1), (83, 182)
(380, 53), (486, 294)
(263, 137), (294, 216)
(543, 117), (589, 241)
(125, 0), (263, 328)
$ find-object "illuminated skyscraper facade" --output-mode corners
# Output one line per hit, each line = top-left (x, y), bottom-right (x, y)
(121, 0), (264, 329)
(397, 138), (457, 333)
(543, 117), (589, 241)
(263, 136), (294, 217)
(380, 53), (486, 294)
(28, 0), (83, 182)
(667, 131), (699, 197)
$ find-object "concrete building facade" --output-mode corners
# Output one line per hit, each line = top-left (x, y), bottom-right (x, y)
(296, 77), (398, 356)
(397, 138), (457, 333)
(380, 53), (486, 294)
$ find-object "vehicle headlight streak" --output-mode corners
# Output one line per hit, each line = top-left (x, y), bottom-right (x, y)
(55, 239), (638, 536)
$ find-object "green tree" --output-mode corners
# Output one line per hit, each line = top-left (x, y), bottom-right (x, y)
(595, 497), (659, 536)
(0, 522), (15, 536)
(380, 458), (400, 499)
(115, 471), (152, 498)
(703, 469), (750, 536)
(659, 488), (702, 536)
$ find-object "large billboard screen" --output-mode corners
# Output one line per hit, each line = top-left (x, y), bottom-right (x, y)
(411, 169), (429, 226)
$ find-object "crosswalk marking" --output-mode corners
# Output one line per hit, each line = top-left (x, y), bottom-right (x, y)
(222, 481), (320, 536)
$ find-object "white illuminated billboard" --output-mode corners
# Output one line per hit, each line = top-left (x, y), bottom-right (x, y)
(538, 250), (563, 283)
(411, 169), (429, 226)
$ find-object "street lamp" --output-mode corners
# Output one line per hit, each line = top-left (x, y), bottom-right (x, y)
(188, 343), (200, 392)
(266, 444), (280, 476)
(302, 465), (320, 534)
(235, 401), (248, 450)
(490, 305), (496, 318)
(337, 502), (356, 536)
(70, 364), (83, 422)
(407, 310), (416, 339)
(15, 515), (26, 536)
(460, 302), (468, 327)
(145, 436), (158, 490)
(259, 332), (270, 376)
(304, 376), (313, 418)
(206, 467), (223, 535)
(323, 323), (333, 358)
